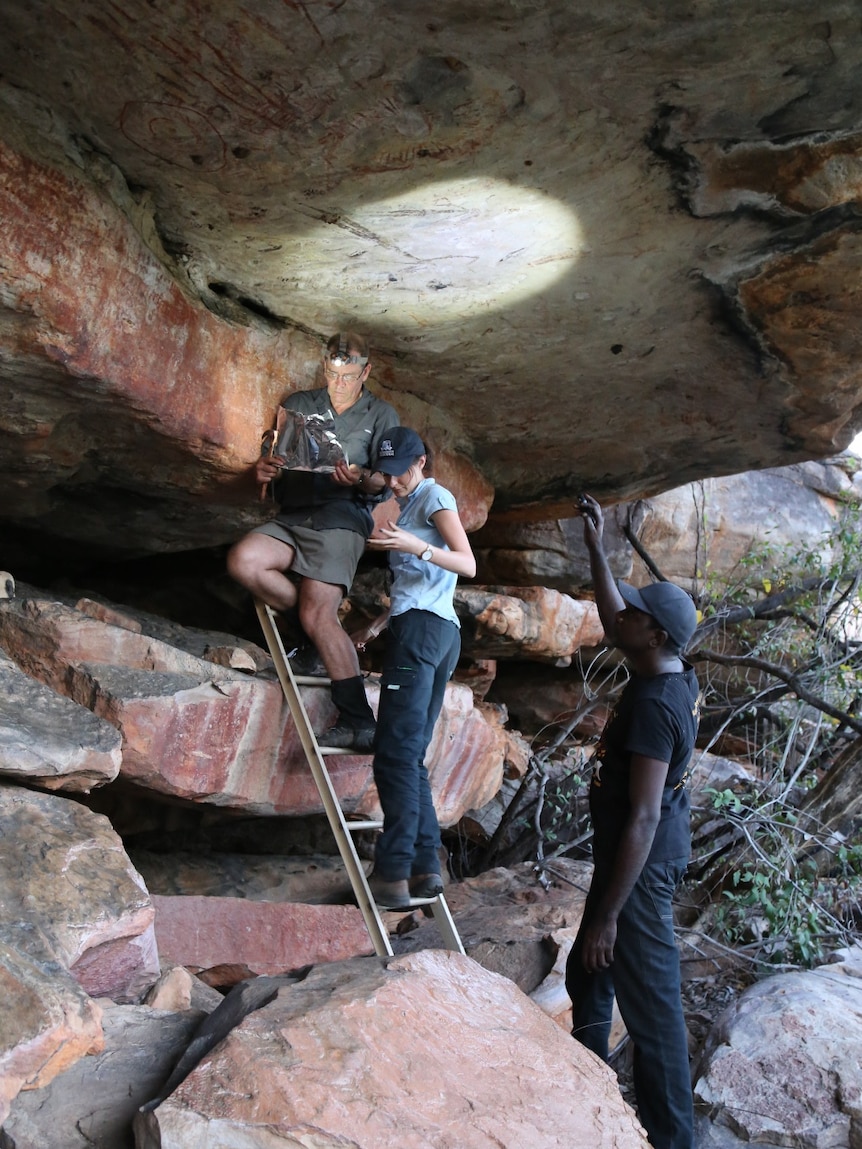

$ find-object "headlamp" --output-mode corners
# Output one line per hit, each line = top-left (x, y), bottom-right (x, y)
(328, 333), (368, 368)
(328, 352), (368, 366)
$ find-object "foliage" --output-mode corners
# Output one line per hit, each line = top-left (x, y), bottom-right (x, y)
(705, 787), (862, 966)
(690, 501), (862, 968)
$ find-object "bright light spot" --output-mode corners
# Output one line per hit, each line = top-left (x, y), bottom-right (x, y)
(850, 431), (862, 457)
(280, 178), (583, 337)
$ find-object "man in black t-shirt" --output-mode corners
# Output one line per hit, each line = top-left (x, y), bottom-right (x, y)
(565, 494), (700, 1149)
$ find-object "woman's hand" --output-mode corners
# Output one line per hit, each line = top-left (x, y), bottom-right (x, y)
(352, 613), (390, 652)
(352, 625), (379, 653)
(366, 525), (423, 554)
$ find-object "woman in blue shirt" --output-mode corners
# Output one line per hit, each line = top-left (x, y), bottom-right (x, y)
(353, 426), (476, 910)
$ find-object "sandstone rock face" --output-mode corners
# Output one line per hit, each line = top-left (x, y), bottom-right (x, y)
(472, 458), (862, 596)
(693, 946), (862, 1147)
(136, 949), (649, 1149)
(627, 459), (862, 592)
(0, 940), (104, 1127)
(0, 591), (504, 823)
(3, 7), (862, 564)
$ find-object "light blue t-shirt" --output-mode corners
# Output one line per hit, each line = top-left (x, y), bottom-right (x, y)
(389, 478), (460, 627)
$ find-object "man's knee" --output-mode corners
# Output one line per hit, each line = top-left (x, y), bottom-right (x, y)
(226, 536), (256, 584)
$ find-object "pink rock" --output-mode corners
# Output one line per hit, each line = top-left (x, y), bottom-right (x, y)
(152, 895), (374, 974)
(139, 949), (649, 1148)
(457, 584), (605, 662)
(0, 785), (159, 1004)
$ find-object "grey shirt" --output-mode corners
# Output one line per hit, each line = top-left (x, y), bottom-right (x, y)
(271, 386), (400, 535)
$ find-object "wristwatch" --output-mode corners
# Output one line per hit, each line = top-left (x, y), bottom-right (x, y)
(419, 545), (434, 561)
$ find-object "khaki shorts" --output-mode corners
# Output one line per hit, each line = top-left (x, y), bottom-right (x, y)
(252, 521), (366, 592)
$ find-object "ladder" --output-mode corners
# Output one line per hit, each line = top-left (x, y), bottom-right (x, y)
(254, 599), (465, 958)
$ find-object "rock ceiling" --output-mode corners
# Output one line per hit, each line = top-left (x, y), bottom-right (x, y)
(2, 1), (862, 558)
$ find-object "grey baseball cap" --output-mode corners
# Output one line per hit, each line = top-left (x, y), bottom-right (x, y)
(618, 581), (699, 651)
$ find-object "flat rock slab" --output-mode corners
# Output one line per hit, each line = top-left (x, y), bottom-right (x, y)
(0, 650), (121, 791)
(136, 949), (650, 1149)
(152, 895), (374, 975)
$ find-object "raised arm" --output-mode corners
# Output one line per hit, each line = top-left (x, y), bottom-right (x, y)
(578, 494), (625, 638)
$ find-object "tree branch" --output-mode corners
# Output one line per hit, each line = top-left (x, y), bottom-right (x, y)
(692, 647), (862, 737)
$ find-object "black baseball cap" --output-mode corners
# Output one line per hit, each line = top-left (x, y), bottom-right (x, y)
(374, 427), (426, 474)
(618, 581), (698, 651)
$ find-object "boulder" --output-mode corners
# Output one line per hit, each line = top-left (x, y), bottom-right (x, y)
(693, 945), (862, 1147)
(457, 584), (605, 663)
(0, 650), (121, 791)
(1, 1003), (203, 1149)
(143, 966), (224, 1014)
(0, 940), (103, 1127)
(135, 949), (649, 1149)
(628, 459), (862, 593)
(0, 784), (159, 1003)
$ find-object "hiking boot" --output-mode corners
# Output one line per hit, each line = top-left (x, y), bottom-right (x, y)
(321, 721), (375, 752)
(288, 644), (328, 678)
(369, 875), (414, 910)
(325, 676), (376, 752)
(409, 873), (445, 899)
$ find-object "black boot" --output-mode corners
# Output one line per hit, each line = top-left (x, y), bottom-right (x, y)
(325, 676), (376, 752)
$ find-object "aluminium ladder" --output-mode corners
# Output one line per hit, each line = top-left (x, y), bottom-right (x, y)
(254, 598), (465, 958)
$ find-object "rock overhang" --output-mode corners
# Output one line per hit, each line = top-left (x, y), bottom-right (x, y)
(1, 1), (862, 559)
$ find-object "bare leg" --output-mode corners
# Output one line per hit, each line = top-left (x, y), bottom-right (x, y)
(226, 533), (298, 611)
(298, 578), (361, 681)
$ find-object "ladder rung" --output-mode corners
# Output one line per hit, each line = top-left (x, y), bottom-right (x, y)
(318, 745), (373, 756)
(253, 597), (464, 957)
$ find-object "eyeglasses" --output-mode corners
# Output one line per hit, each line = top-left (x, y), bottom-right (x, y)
(324, 366), (364, 384)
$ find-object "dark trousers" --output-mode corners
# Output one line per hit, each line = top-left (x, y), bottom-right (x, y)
(371, 610), (460, 880)
(565, 857), (693, 1149)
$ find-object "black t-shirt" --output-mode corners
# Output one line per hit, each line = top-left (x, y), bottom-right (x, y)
(589, 664), (700, 864)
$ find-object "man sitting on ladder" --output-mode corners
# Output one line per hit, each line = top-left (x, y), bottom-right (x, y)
(227, 331), (399, 751)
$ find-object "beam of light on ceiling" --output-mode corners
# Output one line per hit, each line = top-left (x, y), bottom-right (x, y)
(283, 177), (583, 333)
